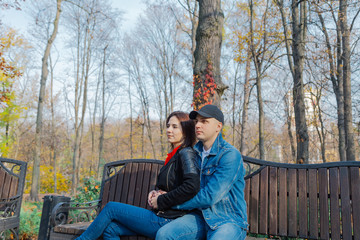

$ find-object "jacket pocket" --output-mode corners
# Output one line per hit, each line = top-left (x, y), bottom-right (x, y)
(202, 166), (216, 176)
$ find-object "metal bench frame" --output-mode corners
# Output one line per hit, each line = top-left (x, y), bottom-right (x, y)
(0, 158), (27, 240)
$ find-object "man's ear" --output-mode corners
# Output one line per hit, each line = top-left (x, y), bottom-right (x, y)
(216, 121), (223, 132)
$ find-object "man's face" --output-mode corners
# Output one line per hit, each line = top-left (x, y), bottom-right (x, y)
(194, 115), (222, 142)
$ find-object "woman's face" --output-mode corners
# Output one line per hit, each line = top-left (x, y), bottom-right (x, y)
(166, 116), (184, 148)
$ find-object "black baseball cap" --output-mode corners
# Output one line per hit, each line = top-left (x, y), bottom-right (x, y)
(189, 105), (224, 124)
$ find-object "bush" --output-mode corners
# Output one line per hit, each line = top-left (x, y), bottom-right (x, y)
(19, 201), (43, 240)
(74, 177), (101, 203)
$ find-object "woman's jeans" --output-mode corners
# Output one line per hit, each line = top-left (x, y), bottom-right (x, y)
(75, 201), (172, 240)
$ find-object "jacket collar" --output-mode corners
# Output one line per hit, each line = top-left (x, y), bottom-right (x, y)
(194, 132), (224, 156)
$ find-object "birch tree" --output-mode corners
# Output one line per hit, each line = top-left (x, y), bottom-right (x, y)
(30, 0), (62, 201)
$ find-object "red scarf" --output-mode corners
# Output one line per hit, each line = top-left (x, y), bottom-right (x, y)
(164, 145), (181, 165)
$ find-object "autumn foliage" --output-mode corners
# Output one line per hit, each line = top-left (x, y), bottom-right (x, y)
(192, 62), (217, 110)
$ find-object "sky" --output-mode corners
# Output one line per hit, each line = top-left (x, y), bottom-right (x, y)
(1, 0), (146, 33)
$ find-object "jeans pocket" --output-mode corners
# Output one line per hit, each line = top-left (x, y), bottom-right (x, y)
(152, 216), (172, 226)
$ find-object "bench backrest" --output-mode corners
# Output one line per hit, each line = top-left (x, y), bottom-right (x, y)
(0, 167), (19, 200)
(100, 159), (164, 210)
(243, 156), (360, 239)
(0, 158), (27, 235)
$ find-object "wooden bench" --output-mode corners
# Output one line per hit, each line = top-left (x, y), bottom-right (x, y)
(244, 156), (360, 239)
(47, 157), (360, 240)
(49, 159), (163, 240)
(0, 158), (27, 240)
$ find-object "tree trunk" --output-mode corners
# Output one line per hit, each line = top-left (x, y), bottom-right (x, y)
(276, 0), (309, 163)
(128, 74), (133, 159)
(339, 0), (356, 161)
(284, 94), (296, 163)
(193, 0), (226, 109)
(316, 8), (346, 161)
(72, 14), (92, 193)
(249, 0), (268, 160)
(98, 45), (108, 175)
(240, 54), (251, 155)
(30, 0), (62, 201)
(231, 63), (240, 146)
(49, 53), (57, 193)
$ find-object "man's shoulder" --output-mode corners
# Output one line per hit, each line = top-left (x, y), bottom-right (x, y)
(219, 139), (241, 154)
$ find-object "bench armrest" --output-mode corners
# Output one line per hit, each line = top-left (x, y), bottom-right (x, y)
(51, 199), (101, 227)
(0, 194), (21, 218)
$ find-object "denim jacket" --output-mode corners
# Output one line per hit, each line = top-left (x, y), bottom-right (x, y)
(175, 133), (248, 230)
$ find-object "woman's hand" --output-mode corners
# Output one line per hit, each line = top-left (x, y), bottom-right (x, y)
(148, 190), (167, 209)
(150, 194), (159, 209)
(148, 190), (157, 207)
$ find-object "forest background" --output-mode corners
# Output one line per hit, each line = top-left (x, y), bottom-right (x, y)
(1, 1), (360, 237)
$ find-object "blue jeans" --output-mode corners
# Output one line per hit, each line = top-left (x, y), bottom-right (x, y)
(75, 202), (172, 240)
(156, 212), (247, 240)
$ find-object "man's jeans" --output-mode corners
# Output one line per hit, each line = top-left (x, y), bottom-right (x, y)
(156, 212), (247, 240)
(75, 201), (172, 240)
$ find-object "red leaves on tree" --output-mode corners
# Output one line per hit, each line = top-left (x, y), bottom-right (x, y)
(192, 63), (217, 110)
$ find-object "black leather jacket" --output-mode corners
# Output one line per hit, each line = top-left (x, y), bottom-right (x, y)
(155, 147), (200, 219)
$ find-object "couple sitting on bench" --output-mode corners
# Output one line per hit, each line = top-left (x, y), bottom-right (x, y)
(76, 105), (248, 240)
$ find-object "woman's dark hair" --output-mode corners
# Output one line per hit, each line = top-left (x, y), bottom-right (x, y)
(166, 111), (196, 148)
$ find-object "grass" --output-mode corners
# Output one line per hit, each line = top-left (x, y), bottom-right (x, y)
(19, 201), (43, 240)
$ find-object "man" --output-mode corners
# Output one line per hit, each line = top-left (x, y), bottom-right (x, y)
(156, 105), (248, 240)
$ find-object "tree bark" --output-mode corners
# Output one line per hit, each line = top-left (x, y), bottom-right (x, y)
(49, 53), (57, 193)
(30, 0), (62, 201)
(193, 0), (226, 109)
(316, 8), (346, 161)
(277, 0), (309, 163)
(240, 53), (251, 155)
(339, 0), (356, 161)
(284, 94), (296, 163)
(98, 45), (108, 175)
(71, 12), (93, 193)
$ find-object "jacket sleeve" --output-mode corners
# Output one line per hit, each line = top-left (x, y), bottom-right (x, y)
(156, 148), (200, 210)
(175, 150), (243, 210)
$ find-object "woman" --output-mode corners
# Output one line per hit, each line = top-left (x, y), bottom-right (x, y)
(76, 111), (199, 240)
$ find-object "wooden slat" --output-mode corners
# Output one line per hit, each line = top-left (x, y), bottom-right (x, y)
(245, 178), (250, 222)
(108, 174), (118, 202)
(249, 173), (259, 233)
(329, 168), (340, 240)
(298, 169), (307, 238)
(121, 163), (133, 203)
(114, 166), (125, 202)
(127, 163), (139, 205)
(268, 167), (278, 235)
(0, 168), (6, 199)
(101, 180), (110, 209)
(308, 169), (318, 239)
(1, 173), (12, 199)
(133, 163), (145, 207)
(318, 168), (329, 240)
(339, 167), (351, 239)
(278, 168), (287, 236)
(287, 168), (297, 237)
(8, 176), (18, 198)
(259, 167), (268, 234)
(139, 163), (152, 209)
(146, 163), (160, 210)
(350, 167), (360, 240)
